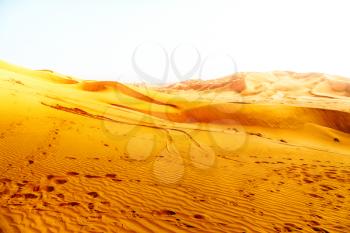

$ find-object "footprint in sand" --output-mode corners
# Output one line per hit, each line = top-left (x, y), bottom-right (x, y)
(88, 203), (94, 210)
(46, 186), (55, 192)
(87, 192), (99, 198)
(193, 214), (205, 220)
(59, 202), (80, 207)
(66, 171), (79, 176)
(84, 175), (101, 179)
(105, 173), (117, 178)
(23, 193), (38, 199)
(55, 179), (68, 185)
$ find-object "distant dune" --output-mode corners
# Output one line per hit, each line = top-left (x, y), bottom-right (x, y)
(0, 60), (349, 233)
(161, 71), (350, 98)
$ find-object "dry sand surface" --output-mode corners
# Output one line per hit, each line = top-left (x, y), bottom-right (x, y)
(0, 60), (350, 233)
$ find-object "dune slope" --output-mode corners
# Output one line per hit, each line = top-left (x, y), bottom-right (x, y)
(0, 61), (350, 233)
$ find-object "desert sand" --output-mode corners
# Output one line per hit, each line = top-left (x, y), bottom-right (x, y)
(0, 60), (349, 233)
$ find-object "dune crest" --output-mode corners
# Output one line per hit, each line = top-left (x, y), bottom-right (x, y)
(161, 71), (350, 99)
(0, 60), (78, 84)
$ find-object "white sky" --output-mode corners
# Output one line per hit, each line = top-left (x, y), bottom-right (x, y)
(0, 0), (349, 84)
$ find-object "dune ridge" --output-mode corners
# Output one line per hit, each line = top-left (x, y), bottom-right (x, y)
(161, 71), (350, 98)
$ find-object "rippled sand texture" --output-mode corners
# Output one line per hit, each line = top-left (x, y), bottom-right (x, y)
(0, 60), (350, 233)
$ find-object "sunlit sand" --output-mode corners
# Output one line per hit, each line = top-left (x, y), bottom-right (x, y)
(0, 60), (349, 232)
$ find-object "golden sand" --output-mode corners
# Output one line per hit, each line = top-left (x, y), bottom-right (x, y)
(0, 60), (349, 232)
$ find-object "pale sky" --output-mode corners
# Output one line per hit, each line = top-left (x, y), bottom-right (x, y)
(0, 0), (349, 84)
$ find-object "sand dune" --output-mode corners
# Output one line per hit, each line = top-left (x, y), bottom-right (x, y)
(0, 61), (350, 233)
(162, 71), (350, 97)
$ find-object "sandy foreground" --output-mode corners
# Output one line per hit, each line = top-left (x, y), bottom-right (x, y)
(0, 60), (349, 233)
